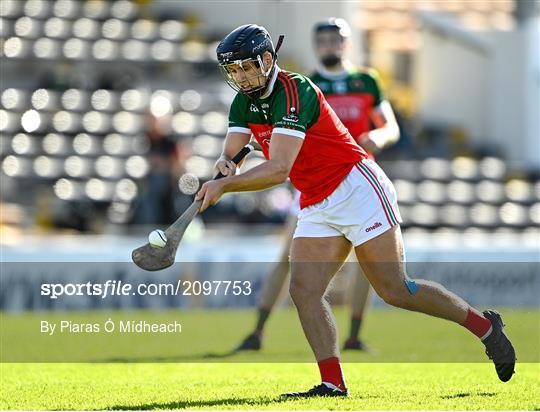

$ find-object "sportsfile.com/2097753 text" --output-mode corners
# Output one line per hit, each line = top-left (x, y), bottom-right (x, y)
(40, 280), (252, 300)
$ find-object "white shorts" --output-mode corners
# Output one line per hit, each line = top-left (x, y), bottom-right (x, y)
(293, 159), (402, 247)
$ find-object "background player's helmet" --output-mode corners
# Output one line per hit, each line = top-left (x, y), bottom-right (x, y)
(313, 17), (351, 39)
(313, 18), (351, 68)
(216, 24), (277, 99)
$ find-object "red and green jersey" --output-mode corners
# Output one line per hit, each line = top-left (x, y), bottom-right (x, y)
(309, 67), (383, 147)
(228, 68), (367, 209)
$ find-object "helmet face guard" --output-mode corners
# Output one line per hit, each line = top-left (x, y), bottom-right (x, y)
(218, 55), (274, 99)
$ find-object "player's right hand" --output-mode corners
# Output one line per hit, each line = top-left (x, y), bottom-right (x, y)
(214, 156), (237, 177)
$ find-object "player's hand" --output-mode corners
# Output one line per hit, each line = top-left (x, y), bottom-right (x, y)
(358, 132), (382, 155)
(214, 156), (237, 177)
(196, 180), (226, 212)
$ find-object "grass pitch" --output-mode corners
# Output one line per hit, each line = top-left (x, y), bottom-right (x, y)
(1, 308), (538, 410)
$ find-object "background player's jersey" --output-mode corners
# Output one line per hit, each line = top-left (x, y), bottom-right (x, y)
(309, 67), (383, 145)
(228, 68), (366, 209)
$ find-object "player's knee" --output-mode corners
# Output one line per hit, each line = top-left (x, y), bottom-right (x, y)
(289, 276), (320, 306)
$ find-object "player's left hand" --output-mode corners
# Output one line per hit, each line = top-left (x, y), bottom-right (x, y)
(196, 180), (226, 212)
(359, 132), (382, 155)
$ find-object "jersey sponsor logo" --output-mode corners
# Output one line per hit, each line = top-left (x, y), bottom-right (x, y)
(248, 123), (273, 152)
(282, 114), (299, 123)
(281, 106), (299, 123)
(258, 129), (272, 138)
(365, 222), (382, 233)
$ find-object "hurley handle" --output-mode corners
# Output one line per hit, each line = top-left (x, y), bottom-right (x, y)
(213, 144), (255, 180)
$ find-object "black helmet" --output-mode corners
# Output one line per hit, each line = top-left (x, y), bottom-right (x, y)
(314, 18), (351, 38)
(216, 24), (281, 98)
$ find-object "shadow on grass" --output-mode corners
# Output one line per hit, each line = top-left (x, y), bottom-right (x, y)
(441, 392), (497, 399)
(108, 392), (358, 410)
(109, 396), (278, 410)
(103, 350), (311, 363)
(104, 350), (241, 363)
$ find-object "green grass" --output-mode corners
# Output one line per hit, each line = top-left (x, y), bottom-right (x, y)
(1, 363), (538, 410)
(1, 308), (539, 410)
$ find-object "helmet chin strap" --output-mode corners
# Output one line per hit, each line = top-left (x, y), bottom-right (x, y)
(261, 34), (285, 92)
(274, 35), (285, 56)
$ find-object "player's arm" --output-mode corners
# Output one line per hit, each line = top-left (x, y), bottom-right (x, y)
(223, 133), (302, 191)
(197, 133), (303, 212)
(214, 131), (252, 177)
(360, 100), (400, 153)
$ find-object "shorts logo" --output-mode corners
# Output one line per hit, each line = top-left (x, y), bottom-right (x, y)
(365, 222), (382, 233)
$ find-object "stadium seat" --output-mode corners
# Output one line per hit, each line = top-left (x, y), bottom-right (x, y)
(14, 16), (43, 38)
(110, 0), (138, 20)
(447, 180), (475, 204)
(63, 38), (91, 59)
(0, 0), (23, 18)
(451, 156), (480, 181)
(11, 132), (39, 155)
(31, 89), (60, 111)
(416, 180), (446, 204)
(479, 157), (506, 180)
(120, 89), (149, 112)
(476, 180), (505, 204)
(44, 17), (72, 39)
(33, 37), (62, 59)
(505, 179), (532, 203)
(43, 132), (70, 155)
(53, 0), (81, 19)
(192, 135), (222, 158)
(172, 112), (199, 135)
(4, 37), (32, 58)
(469, 203), (499, 227)
(439, 204), (469, 227)
(420, 157), (452, 181)
(499, 202), (528, 226)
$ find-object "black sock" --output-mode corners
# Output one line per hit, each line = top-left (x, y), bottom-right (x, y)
(254, 308), (271, 335)
(349, 316), (362, 340)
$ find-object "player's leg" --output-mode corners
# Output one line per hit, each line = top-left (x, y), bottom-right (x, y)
(235, 215), (296, 351)
(354, 224), (516, 381)
(257, 215), (297, 313)
(343, 263), (371, 350)
(287, 235), (351, 395)
(355, 225), (471, 321)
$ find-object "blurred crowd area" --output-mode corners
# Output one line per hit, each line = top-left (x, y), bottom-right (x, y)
(0, 0), (539, 241)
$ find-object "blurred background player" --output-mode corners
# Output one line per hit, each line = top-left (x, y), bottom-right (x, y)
(235, 18), (400, 352)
